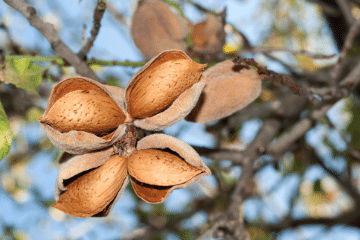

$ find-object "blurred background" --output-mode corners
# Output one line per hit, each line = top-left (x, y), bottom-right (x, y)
(1, 0), (360, 239)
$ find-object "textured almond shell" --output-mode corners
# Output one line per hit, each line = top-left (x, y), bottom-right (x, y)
(40, 89), (125, 135)
(128, 149), (203, 186)
(186, 60), (262, 123)
(53, 154), (128, 218)
(131, 0), (190, 59)
(40, 77), (127, 154)
(55, 149), (129, 217)
(131, 134), (210, 203)
(127, 56), (206, 119)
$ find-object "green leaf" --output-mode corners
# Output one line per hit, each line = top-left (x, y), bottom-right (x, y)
(12, 58), (32, 75)
(3, 57), (44, 95)
(0, 102), (13, 161)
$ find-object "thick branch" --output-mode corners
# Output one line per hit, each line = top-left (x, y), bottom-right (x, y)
(197, 119), (281, 240)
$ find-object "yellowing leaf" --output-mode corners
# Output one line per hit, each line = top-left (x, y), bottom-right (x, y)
(223, 43), (239, 54)
(295, 55), (319, 72)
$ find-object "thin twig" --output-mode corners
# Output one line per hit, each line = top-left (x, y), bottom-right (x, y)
(4, 0), (99, 80)
(324, 115), (360, 160)
(107, 3), (128, 26)
(240, 47), (336, 60)
(87, 58), (146, 67)
(232, 57), (309, 96)
(78, 0), (106, 60)
(335, 0), (355, 26)
(332, 16), (360, 80)
(4, 55), (146, 68)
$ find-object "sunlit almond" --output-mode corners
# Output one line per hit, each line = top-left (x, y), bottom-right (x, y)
(40, 90), (126, 135)
(127, 59), (206, 119)
(127, 149), (203, 186)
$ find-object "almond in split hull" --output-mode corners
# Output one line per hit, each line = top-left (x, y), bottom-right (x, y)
(127, 149), (203, 186)
(40, 90), (126, 135)
(127, 59), (206, 119)
(53, 155), (127, 218)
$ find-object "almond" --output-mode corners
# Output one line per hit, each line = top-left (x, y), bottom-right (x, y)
(127, 59), (206, 119)
(40, 89), (126, 135)
(53, 155), (127, 218)
(127, 149), (203, 186)
(131, 0), (191, 59)
(186, 60), (262, 123)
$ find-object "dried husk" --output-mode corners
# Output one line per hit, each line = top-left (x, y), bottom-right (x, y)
(126, 50), (206, 127)
(186, 60), (262, 123)
(130, 134), (210, 203)
(53, 153), (128, 218)
(40, 77), (127, 154)
(131, 0), (191, 59)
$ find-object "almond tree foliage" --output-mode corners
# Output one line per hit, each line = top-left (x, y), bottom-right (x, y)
(1, 0), (360, 239)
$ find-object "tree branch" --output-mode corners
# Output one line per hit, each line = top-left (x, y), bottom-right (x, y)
(332, 16), (360, 80)
(196, 119), (281, 240)
(4, 0), (99, 80)
(335, 0), (355, 26)
(78, 0), (106, 60)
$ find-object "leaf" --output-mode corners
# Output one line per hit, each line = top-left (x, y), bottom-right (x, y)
(0, 102), (13, 161)
(3, 57), (44, 95)
(295, 55), (319, 72)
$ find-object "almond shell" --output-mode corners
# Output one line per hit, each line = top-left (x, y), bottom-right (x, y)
(53, 152), (128, 217)
(40, 77), (127, 154)
(40, 89), (125, 135)
(127, 149), (203, 186)
(126, 50), (205, 130)
(127, 58), (206, 119)
(131, 0), (191, 59)
(130, 134), (210, 203)
(134, 79), (205, 131)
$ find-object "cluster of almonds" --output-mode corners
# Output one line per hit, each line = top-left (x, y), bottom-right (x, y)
(39, 50), (262, 217)
(131, 0), (226, 61)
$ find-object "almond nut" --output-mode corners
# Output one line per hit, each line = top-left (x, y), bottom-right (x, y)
(127, 59), (206, 119)
(127, 149), (203, 186)
(53, 155), (127, 218)
(40, 89), (126, 135)
(186, 60), (262, 123)
(131, 0), (191, 59)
